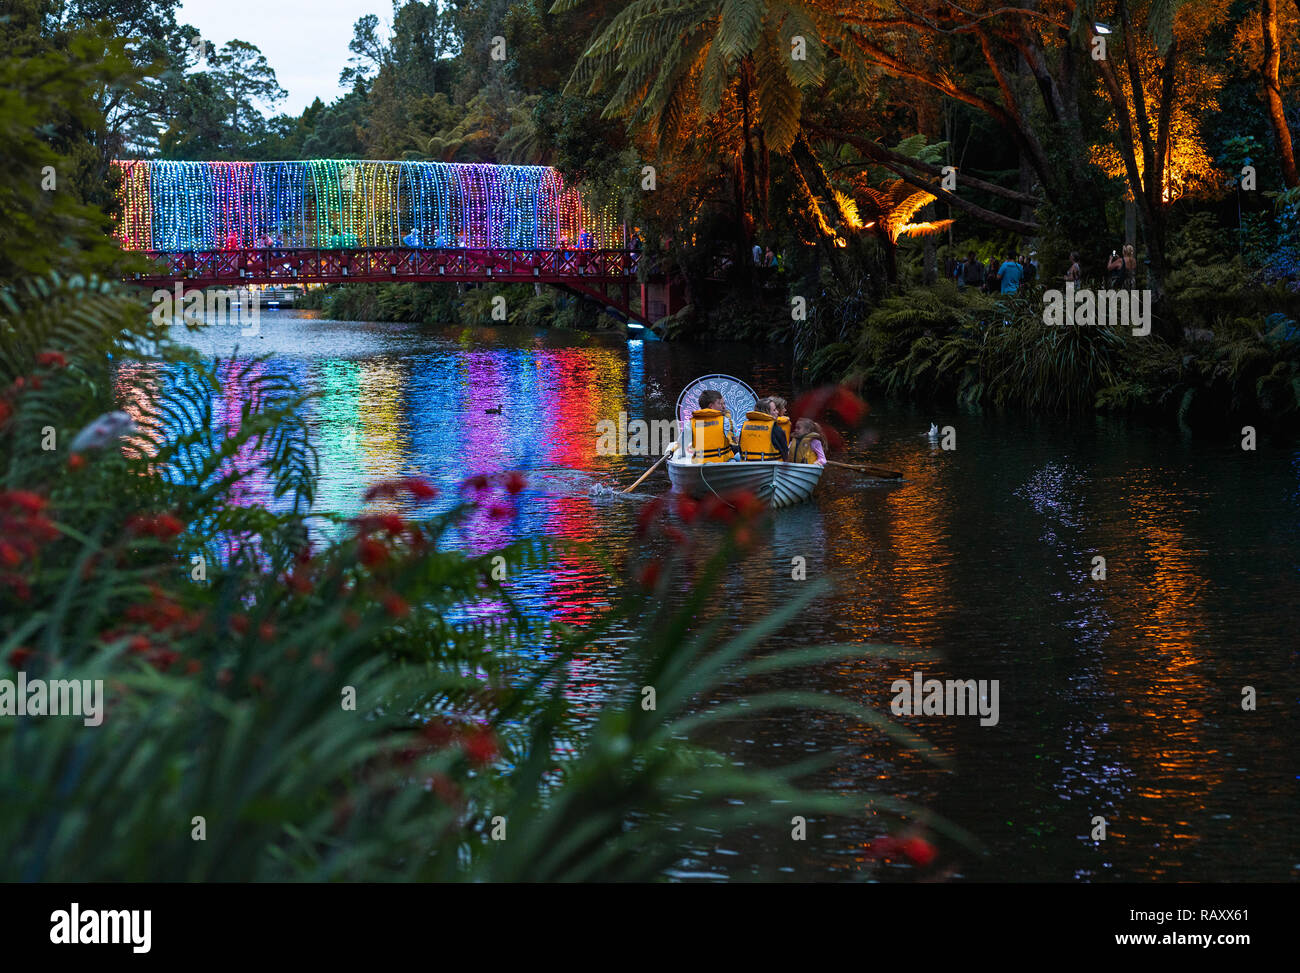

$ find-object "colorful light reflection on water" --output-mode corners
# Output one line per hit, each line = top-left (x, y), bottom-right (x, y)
(115, 311), (1300, 883)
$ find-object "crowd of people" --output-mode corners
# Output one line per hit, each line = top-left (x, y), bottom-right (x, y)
(949, 243), (1140, 293)
(752, 242), (782, 271)
(686, 389), (827, 467)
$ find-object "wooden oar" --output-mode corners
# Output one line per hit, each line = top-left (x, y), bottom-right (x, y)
(622, 442), (678, 494)
(826, 459), (903, 479)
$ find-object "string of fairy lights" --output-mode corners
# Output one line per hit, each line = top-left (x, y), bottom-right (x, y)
(111, 160), (622, 251)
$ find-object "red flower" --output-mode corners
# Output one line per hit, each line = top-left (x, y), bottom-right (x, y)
(635, 495), (666, 537)
(486, 503), (511, 520)
(697, 495), (733, 524)
(502, 471), (526, 495)
(0, 542), (22, 568)
(724, 489), (764, 521)
(862, 836), (903, 859)
(406, 477), (438, 500)
(376, 514), (405, 534)
(429, 772), (462, 805)
(7, 646), (35, 668)
(229, 613), (249, 635)
(637, 560), (662, 588)
(124, 512), (184, 539)
(674, 494), (699, 523)
(0, 491), (46, 515)
(155, 513), (184, 537)
(150, 649), (179, 672)
(864, 834), (937, 867)
(827, 386), (868, 426)
(67, 453), (85, 471)
(258, 621), (276, 642)
(358, 537), (388, 566)
(364, 477), (438, 502)
(461, 474), (490, 492)
(901, 836), (937, 866)
(382, 591), (410, 618)
(127, 635), (151, 654)
(36, 351), (67, 369)
(421, 719), (456, 748)
(461, 726), (499, 766)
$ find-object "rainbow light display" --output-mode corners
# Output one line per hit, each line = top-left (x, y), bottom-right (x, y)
(112, 160), (622, 252)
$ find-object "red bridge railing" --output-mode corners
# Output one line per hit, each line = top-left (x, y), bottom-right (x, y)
(129, 247), (640, 286)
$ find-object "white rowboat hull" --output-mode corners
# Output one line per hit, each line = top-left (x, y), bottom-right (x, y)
(667, 459), (823, 509)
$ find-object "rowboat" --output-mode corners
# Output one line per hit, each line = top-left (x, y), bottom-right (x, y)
(669, 373), (824, 509)
(667, 456), (824, 508)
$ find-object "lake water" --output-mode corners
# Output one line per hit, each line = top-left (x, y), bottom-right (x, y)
(149, 309), (1299, 882)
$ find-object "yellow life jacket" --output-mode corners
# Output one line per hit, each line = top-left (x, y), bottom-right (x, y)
(776, 416), (791, 442)
(690, 408), (732, 463)
(738, 411), (781, 461)
(790, 433), (824, 465)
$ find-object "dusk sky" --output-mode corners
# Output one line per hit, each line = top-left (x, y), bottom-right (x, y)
(179, 0), (396, 114)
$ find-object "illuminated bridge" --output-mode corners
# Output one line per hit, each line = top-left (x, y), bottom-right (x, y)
(113, 160), (660, 323)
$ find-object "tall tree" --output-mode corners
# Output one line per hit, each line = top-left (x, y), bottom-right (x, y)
(1261, 0), (1299, 186)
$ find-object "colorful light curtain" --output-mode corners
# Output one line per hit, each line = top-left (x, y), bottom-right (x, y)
(111, 160), (621, 251)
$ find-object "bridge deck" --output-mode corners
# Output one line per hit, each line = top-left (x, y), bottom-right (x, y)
(129, 246), (649, 323)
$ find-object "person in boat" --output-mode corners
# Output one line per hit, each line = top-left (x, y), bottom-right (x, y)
(738, 397), (788, 462)
(689, 389), (736, 463)
(768, 395), (792, 444)
(789, 417), (828, 466)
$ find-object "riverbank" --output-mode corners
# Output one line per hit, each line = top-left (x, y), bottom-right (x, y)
(812, 282), (1300, 434)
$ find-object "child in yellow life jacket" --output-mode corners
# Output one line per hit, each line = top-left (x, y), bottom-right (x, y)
(770, 396), (791, 445)
(689, 389), (736, 463)
(789, 418), (827, 466)
(738, 397), (788, 461)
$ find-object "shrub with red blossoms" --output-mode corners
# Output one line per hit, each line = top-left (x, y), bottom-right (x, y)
(790, 384), (871, 453)
(363, 476), (438, 502)
(460, 726), (499, 766)
(863, 833), (938, 867)
(124, 512), (185, 539)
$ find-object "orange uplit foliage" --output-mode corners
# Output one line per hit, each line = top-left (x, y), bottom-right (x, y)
(1230, 1), (1300, 79)
(1090, 1), (1236, 202)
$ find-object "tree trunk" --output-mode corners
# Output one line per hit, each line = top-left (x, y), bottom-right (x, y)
(1262, 0), (1300, 187)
